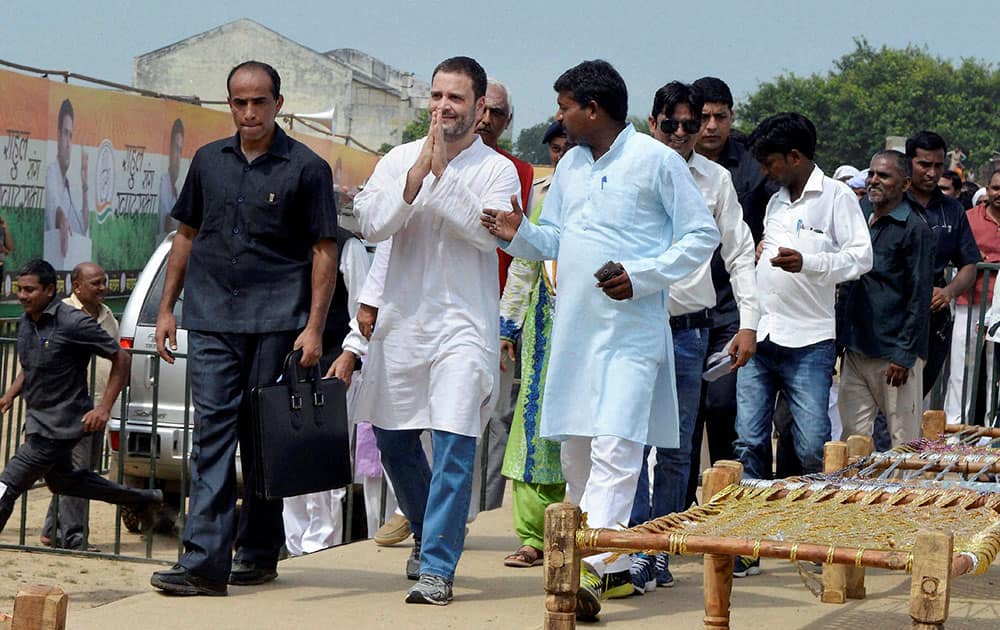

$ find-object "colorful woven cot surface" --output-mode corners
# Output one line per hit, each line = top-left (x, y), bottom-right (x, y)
(621, 478), (1000, 574)
(844, 433), (1000, 481)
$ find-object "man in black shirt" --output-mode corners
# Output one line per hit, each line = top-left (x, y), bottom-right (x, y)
(0, 259), (159, 533)
(839, 151), (934, 445)
(151, 61), (339, 596)
(905, 131), (980, 396)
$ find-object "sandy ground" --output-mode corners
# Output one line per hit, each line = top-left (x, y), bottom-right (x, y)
(0, 489), (996, 629)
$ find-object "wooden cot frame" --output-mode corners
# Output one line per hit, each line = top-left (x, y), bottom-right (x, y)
(542, 410), (993, 630)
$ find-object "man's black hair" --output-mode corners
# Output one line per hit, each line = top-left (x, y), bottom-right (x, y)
(553, 60), (628, 123)
(227, 61), (281, 100)
(650, 82), (704, 121)
(940, 169), (962, 191)
(18, 259), (56, 288)
(432, 56), (488, 100)
(905, 131), (947, 159)
(872, 149), (912, 178)
(692, 77), (734, 109)
(747, 112), (817, 160)
(57, 99), (74, 131)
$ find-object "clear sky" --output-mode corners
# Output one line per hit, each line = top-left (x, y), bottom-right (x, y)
(4, 0), (997, 137)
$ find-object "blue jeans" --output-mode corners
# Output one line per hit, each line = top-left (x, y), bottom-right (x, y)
(374, 427), (476, 581)
(734, 339), (835, 479)
(630, 327), (709, 525)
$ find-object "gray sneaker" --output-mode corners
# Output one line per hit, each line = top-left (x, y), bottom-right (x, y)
(406, 541), (421, 580)
(405, 574), (453, 605)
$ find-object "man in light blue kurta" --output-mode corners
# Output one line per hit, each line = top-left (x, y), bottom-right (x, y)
(484, 60), (718, 620)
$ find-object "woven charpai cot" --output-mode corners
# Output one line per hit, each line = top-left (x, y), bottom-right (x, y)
(617, 477), (1000, 576)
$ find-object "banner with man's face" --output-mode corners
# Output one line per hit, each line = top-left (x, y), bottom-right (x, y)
(0, 68), (379, 298)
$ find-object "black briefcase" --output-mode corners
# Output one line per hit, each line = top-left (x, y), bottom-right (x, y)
(249, 350), (352, 499)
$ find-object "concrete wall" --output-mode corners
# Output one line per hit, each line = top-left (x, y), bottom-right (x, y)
(134, 20), (428, 151)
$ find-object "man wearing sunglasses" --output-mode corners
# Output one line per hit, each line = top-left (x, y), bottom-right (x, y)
(627, 81), (758, 592)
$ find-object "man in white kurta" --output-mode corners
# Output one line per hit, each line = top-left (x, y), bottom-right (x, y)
(353, 56), (519, 606)
(484, 60), (718, 619)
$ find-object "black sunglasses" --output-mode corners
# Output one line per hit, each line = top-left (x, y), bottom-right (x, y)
(659, 118), (701, 135)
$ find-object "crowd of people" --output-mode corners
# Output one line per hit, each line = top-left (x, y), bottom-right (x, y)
(1, 54), (997, 622)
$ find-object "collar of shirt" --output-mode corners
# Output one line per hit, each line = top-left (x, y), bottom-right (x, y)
(579, 123), (634, 165)
(63, 292), (115, 327)
(221, 126), (293, 162)
(718, 138), (743, 168)
(862, 198), (914, 225)
(774, 165), (824, 206)
(687, 150), (713, 178)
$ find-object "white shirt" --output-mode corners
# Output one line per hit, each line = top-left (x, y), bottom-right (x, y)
(668, 151), (759, 328)
(45, 161), (88, 234)
(756, 165), (873, 348)
(352, 135), (520, 436)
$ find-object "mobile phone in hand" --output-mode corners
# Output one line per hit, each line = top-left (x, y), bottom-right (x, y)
(594, 260), (624, 282)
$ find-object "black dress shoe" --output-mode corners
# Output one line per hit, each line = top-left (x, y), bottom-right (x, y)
(151, 564), (228, 596)
(229, 560), (278, 586)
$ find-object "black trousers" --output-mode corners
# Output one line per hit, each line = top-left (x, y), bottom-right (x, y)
(0, 433), (152, 533)
(181, 330), (296, 582)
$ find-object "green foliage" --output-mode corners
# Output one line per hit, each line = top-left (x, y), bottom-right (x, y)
(377, 142), (395, 154)
(0, 205), (43, 276)
(498, 137), (513, 153)
(514, 119), (554, 164)
(737, 38), (1000, 175)
(628, 116), (652, 136)
(402, 110), (430, 144)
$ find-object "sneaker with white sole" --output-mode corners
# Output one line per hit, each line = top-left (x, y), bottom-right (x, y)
(733, 555), (761, 578)
(405, 574), (453, 605)
(629, 553), (656, 595)
(655, 553), (674, 587)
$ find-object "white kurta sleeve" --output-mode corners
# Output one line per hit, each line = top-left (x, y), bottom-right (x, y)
(339, 237), (372, 318)
(799, 190), (873, 284)
(424, 159), (519, 252)
(502, 169), (564, 261)
(356, 238), (390, 308)
(354, 143), (422, 242)
(624, 153), (721, 300)
(342, 319), (368, 358)
(715, 170), (760, 330)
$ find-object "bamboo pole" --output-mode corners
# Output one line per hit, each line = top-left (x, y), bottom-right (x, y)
(845, 436), (874, 600)
(702, 466), (739, 629)
(543, 503), (581, 630)
(909, 530), (953, 629)
(821, 441), (850, 603)
(922, 411), (947, 441)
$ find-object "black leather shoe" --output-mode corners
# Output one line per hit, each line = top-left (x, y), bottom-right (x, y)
(151, 564), (227, 596)
(229, 560), (278, 586)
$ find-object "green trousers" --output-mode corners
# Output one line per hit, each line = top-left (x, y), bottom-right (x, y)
(512, 479), (566, 549)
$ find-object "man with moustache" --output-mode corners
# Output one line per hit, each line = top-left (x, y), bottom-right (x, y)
(151, 61), (339, 596)
(353, 56), (519, 605)
(475, 78), (534, 511)
(628, 81), (758, 592)
(839, 151), (933, 446)
(44, 98), (91, 267)
(484, 60), (718, 620)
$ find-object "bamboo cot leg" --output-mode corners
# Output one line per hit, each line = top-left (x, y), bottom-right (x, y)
(844, 436), (873, 600)
(544, 502), (581, 630)
(909, 530), (953, 630)
(702, 466), (739, 629)
(821, 441), (849, 604)
(921, 410), (946, 441)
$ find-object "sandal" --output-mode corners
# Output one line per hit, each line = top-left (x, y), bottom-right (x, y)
(504, 545), (543, 568)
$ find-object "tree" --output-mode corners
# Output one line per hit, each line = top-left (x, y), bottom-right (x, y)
(628, 115), (652, 136)
(402, 110), (430, 143)
(737, 39), (1000, 177)
(515, 119), (554, 164)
